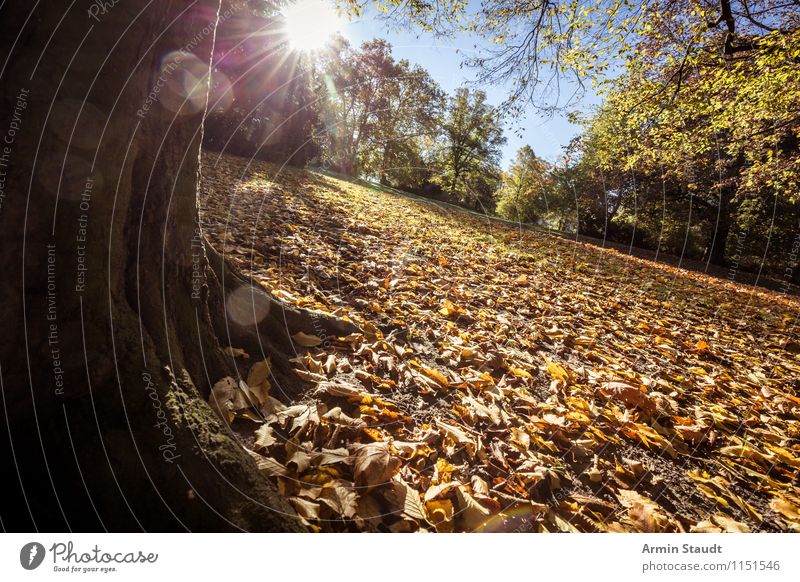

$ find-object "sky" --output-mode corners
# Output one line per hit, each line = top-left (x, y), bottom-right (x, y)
(340, 6), (602, 169)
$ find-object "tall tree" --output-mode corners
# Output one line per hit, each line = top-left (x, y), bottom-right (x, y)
(363, 60), (445, 187)
(0, 0), (355, 530)
(319, 38), (396, 175)
(495, 146), (551, 223)
(435, 87), (506, 208)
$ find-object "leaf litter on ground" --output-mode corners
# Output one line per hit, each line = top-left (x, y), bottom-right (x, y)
(201, 153), (800, 532)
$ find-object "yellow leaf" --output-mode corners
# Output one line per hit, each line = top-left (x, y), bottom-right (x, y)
(510, 367), (533, 379)
(419, 365), (449, 388)
(770, 497), (800, 529)
(545, 360), (570, 382)
(425, 499), (454, 532)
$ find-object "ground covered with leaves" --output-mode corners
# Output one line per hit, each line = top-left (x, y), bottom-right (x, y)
(200, 152), (800, 533)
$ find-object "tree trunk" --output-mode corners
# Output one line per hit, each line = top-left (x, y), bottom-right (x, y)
(707, 187), (733, 266)
(0, 0), (306, 531)
(380, 143), (391, 185)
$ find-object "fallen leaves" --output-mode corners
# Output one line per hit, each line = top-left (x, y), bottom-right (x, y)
(201, 152), (800, 533)
(545, 359), (570, 383)
(351, 442), (402, 488)
(769, 496), (800, 531)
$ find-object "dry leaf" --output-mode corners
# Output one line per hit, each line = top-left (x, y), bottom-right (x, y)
(254, 424), (277, 451)
(599, 381), (656, 413)
(247, 359), (271, 387)
(545, 360), (570, 382)
(223, 346), (249, 359)
(292, 331), (324, 347)
(386, 476), (427, 521)
(350, 441), (401, 488)
(455, 486), (492, 531)
(426, 499), (454, 532)
(208, 376), (238, 423)
(316, 381), (366, 400)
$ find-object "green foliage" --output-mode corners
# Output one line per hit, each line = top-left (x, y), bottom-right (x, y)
(317, 37), (445, 188)
(433, 87), (506, 209)
(495, 146), (551, 222)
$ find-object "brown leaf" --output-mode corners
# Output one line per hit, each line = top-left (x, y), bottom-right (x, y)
(350, 441), (401, 488)
(208, 376), (238, 423)
(289, 497), (320, 523)
(455, 486), (492, 531)
(424, 481), (461, 502)
(254, 424), (277, 451)
(293, 368), (328, 383)
(223, 346), (249, 359)
(317, 480), (359, 519)
(385, 476), (427, 521)
(247, 359), (271, 388)
(292, 331), (324, 347)
(315, 381), (366, 400)
(599, 381), (656, 413)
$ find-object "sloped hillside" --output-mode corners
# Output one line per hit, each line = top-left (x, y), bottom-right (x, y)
(200, 152), (800, 533)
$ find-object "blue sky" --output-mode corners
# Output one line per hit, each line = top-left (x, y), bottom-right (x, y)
(341, 6), (601, 168)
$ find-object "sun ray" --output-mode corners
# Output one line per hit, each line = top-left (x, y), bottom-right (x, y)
(282, 0), (341, 52)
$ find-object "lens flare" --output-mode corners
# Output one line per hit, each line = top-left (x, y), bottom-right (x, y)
(281, 0), (341, 52)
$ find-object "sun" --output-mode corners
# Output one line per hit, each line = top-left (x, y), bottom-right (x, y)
(282, 0), (342, 52)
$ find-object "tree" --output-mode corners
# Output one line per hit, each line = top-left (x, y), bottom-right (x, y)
(370, 0), (799, 270)
(318, 38), (396, 175)
(362, 60), (444, 188)
(495, 146), (551, 223)
(378, 1), (799, 108)
(435, 87), (506, 208)
(0, 0), (357, 530)
(578, 16), (800, 265)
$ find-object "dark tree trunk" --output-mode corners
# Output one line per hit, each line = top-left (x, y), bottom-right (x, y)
(708, 187), (734, 266)
(0, 0), (308, 531)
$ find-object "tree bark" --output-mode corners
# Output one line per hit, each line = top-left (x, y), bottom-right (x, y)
(0, 0), (305, 531)
(707, 187), (734, 267)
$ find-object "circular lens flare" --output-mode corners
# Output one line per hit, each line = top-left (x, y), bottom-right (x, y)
(281, 0), (341, 52)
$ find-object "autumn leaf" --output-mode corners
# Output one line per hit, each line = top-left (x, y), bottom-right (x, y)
(415, 363), (450, 388)
(454, 486), (492, 531)
(315, 381), (367, 400)
(425, 499), (454, 532)
(599, 381), (656, 413)
(247, 359), (271, 386)
(386, 476), (427, 521)
(208, 377), (238, 423)
(223, 346), (249, 359)
(292, 331), (324, 347)
(545, 359), (570, 382)
(350, 441), (401, 488)
(509, 367), (533, 379)
(253, 424), (277, 451)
